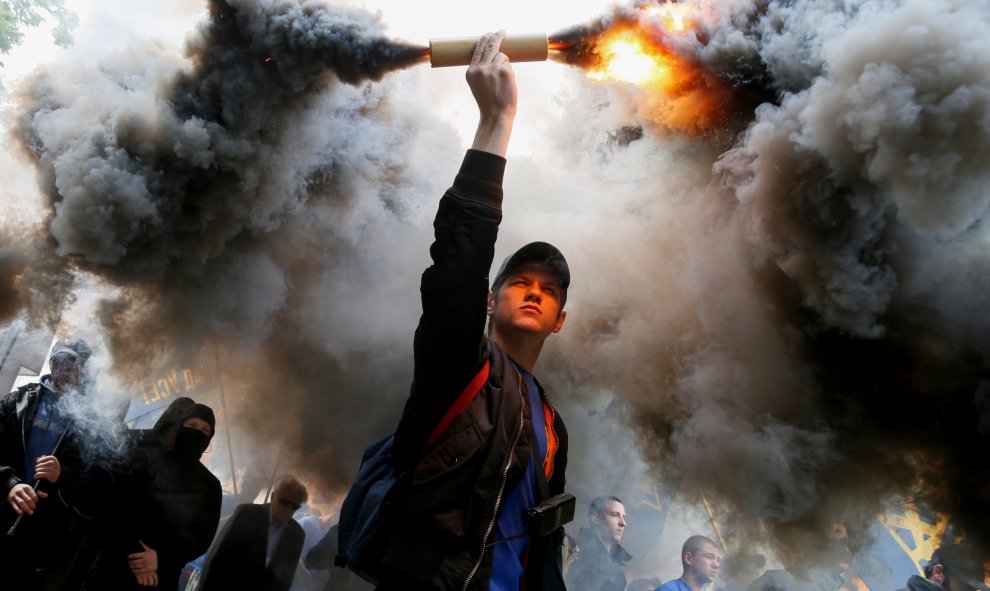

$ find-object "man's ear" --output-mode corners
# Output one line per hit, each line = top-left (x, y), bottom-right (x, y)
(684, 551), (694, 566)
(552, 309), (567, 334)
(487, 290), (495, 316)
(932, 564), (945, 584)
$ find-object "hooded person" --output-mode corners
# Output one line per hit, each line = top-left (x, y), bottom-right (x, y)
(132, 396), (196, 449)
(85, 403), (222, 590)
(0, 338), (106, 590)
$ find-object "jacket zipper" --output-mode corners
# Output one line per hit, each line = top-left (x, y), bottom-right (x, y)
(461, 370), (526, 591)
(21, 391), (34, 455)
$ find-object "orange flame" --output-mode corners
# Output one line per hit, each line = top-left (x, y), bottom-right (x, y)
(585, 3), (729, 135)
(587, 28), (673, 88)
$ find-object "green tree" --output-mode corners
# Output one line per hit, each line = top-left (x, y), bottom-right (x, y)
(0, 0), (78, 62)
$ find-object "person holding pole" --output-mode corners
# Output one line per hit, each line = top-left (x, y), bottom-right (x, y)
(0, 338), (100, 589)
(377, 31), (573, 591)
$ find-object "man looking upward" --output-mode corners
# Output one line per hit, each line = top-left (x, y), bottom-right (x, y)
(379, 31), (573, 591)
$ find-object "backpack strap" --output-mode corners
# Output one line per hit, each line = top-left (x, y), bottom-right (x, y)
(422, 360), (491, 452)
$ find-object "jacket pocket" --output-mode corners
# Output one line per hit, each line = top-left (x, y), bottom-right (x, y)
(412, 420), (484, 486)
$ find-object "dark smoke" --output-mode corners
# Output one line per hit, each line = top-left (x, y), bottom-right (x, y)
(5, 0), (990, 575)
(9, 0), (437, 495)
(541, 0), (990, 563)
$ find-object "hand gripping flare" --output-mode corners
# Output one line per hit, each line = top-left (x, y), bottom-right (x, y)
(428, 33), (549, 67)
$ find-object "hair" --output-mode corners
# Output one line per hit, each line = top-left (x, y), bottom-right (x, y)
(273, 474), (309, 504)
(589, 495), (623, 518)
(683, 535), (720, 565)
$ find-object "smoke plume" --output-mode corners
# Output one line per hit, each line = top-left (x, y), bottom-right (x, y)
(4, 0), (990, 574)
(8, 0), (437, 492)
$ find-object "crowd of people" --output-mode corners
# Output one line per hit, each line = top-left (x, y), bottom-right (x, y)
(0, 340), (349, 591)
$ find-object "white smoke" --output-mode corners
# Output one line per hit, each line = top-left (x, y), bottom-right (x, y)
(2, 0), (990, 572)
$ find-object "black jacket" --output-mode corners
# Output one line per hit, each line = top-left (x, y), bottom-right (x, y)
(897, 575), (945, 591)
(380, 150), (569, 591)
(0, 380), (101, 585)
(565, 527), (632, 591)
(200, 503), (305, 591)
(85, 446), (221, 590)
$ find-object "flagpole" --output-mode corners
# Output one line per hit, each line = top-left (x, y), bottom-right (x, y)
(215, 345), (238, 498)
(699, 489), (729, 555)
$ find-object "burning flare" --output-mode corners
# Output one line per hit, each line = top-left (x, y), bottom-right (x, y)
(551, 2), (731, 136)
(586, 28), (672, 87)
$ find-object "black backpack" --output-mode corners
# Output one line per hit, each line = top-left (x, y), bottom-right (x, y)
(335, 361), (490, 584)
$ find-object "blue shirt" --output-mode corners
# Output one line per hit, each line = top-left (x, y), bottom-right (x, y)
(489, 361), (548, 591)
(267, 510), (288, 567)
(658, 579), (694, 591)
(25, 386), (66, 481)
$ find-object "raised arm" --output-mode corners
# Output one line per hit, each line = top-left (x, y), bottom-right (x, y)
(468, 31), (517, 157)
(394, 32), (518, 466)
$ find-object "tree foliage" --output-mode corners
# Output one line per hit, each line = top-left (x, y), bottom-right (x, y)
(0, 0), (78, 59)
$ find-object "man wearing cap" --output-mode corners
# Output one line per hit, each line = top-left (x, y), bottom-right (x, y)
(379, 31), (570, 591)
(0, 338), (101, 588)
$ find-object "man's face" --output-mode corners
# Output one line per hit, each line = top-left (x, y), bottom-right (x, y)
(687, 542), (722, 584)
(270, 484), (306, 526)
(49, 355), (84, 393)
(592, 500), (626, 546)
(488, 265), (566, 339)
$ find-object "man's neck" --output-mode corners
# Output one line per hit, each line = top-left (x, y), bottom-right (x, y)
(681, 572), (709, 591)
(490, 331), (544, 373)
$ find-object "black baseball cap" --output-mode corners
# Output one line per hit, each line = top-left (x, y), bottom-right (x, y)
(491, 242), (570, 295)
(49, 339), (92, 365)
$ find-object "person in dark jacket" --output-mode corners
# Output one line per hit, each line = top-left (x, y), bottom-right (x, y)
(379, 31), (572, 591)
(566, 496), (632, 591)
(85, 403), (222, 590)
(0, 338), (102, 590)
(896, 545), (990, 591)
(199, 475), (309, 591)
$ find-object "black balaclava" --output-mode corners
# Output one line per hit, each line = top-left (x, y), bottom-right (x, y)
(174, 403), (216, 461)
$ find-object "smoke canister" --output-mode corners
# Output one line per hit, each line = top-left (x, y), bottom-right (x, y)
(429, 33), (548, 67)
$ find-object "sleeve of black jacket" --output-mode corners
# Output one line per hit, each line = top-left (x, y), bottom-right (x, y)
(0, 390), (25, 499)
(393, 149), (505, 470)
